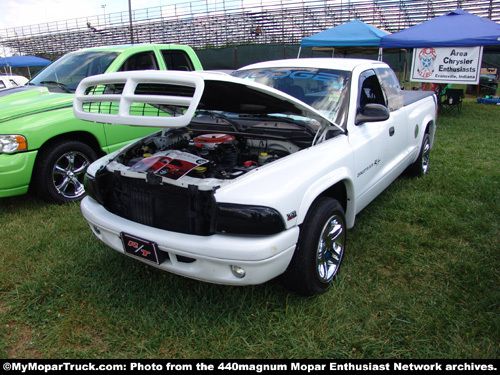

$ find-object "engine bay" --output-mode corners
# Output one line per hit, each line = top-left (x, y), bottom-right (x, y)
(111, 123), (308, 182)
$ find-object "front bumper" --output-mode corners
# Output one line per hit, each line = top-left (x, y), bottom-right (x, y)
(80, 196), (299, 285)
(0, 151), (38, 198)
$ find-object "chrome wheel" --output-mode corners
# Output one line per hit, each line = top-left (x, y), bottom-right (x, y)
(316, 214), (345, 283)
(282, 196), (346, 296)
(421, 135), (431, 175)
(35, 140), (98, 203)
(406, 132), (431, 177)
(52, 150), (90, 199)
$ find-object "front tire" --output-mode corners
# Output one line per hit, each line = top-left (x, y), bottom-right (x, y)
(282, 197), (346, 296)
(34, 140), (98, 204)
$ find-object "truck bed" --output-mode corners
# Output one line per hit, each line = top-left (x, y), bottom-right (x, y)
(402, 90), (436, 106)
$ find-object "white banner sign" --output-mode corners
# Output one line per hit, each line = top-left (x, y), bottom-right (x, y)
(411, 46), (483, 84)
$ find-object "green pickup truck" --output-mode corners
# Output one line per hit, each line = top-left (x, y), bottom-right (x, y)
(0, 44), (203, 203)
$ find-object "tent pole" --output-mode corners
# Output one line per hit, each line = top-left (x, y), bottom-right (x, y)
(403, 49), (409, 90)
(332, 48), (335, 57)
(297, 46), (301, 58)
(378, 47), (383, 61)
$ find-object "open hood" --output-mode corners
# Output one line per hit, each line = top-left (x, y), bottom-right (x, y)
(73, 70), (341, 132)
(78, 71), (350, 237)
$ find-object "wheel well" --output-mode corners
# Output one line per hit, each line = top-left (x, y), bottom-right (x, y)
(425, 120), (435, 147)
(319, 181), (348, 213)
(425, 121), (431, 134)
(36, 132), (104, 160)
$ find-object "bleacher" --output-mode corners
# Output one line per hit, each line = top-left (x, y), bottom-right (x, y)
(1, 0), (499, 59)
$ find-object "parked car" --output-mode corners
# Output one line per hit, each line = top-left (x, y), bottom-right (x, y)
(0, 74), (28, 90)
(74, 58), (437, 295)
(0, 44), (203, 203)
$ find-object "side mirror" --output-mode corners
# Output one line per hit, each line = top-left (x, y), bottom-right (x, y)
(355, 103), (390, 125)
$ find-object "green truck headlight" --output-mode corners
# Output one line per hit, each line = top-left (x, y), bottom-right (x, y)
(0, 135), (27, 153)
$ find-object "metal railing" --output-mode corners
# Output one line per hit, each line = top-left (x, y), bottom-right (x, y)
(1, 0), (499, 58)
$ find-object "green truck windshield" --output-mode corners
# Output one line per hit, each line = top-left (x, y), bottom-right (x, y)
(30, 51), (120, 92)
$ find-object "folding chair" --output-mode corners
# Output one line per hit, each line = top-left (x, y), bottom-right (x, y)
(440, 89), (464, 114)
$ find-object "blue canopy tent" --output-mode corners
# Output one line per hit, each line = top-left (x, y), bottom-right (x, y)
(380, 8), (500, 91)
(0, 56), (51, 67)
(380, 8), (500, 48)
(299, 19), (390, 60)
(0, 55), (51, 77)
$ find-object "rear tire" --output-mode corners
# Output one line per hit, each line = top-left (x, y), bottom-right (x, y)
(282, 197), (346, 296)
(34, 140), (98, 204)
(406, 132), (431, 177)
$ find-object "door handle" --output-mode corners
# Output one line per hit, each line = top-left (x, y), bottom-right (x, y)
(389, 127), (395, 137)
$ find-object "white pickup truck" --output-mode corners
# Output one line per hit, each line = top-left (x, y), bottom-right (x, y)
(74, 58), (437, 296)
(0, 74), (28, 90)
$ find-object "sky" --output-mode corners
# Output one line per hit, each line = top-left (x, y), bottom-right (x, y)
(0, 0), (171, 29)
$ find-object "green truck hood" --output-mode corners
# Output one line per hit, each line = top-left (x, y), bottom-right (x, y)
(0, 86), (73, 123)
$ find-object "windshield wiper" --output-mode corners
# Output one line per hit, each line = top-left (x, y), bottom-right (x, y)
(39, 81), (71, 93)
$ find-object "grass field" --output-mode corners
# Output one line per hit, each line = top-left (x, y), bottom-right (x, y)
(1, 98), (499, 359)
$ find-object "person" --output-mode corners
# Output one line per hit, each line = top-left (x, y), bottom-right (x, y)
(251, 26), (262, 37)
(422, 82), (438, 91)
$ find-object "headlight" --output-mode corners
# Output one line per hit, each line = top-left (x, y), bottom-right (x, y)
(216, 203), (285, 235)
(0, 135), (27, 153)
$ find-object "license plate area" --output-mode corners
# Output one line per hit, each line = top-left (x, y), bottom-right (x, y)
(121, 233), (166, 264)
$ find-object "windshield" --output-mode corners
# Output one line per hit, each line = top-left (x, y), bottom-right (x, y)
(30, 51), (119, 93)
(231, 67), (351, 127)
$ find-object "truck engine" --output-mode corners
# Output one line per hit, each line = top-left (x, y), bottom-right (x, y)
(113, 126), (300, 182)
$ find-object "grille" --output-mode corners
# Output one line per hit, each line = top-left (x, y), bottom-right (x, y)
(95, 170), (216, 235)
